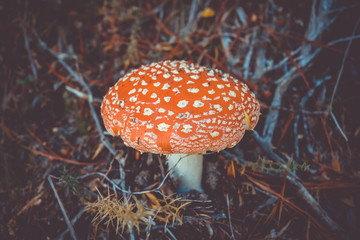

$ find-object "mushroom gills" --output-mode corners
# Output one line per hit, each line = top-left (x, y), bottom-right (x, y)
(167, 153), (203, 193)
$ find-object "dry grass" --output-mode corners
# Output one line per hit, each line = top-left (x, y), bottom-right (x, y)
(85, 189), (154, 234)
(85, 189), (190, 236)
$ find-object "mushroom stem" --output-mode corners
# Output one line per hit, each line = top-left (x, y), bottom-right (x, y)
(167, 154), (203, 193)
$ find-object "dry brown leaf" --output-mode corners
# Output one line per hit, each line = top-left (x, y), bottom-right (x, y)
(201, 8), (215, 18)
(145, 192), (161, 209)
(331, 155), (341, 172)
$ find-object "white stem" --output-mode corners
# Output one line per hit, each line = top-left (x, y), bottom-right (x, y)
(167, 154), (203, 193)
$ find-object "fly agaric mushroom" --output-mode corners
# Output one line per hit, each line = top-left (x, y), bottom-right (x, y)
(101, 60), (260, 193)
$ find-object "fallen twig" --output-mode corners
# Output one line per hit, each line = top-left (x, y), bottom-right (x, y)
(56, 209), (85, 240)
(22, 0), (38, 80)
(329, 17), (360, 142)
(146, 213), (227, 230)
(78, 166), (174, 195)
(293, 77), (330, 160)
(32, 29), (117, 157)
(251, 130), (343, 235)
(226, 194), (235, 239)
(23, 145), (95, 166)
(262, 0), (338, 143)
(48, 175), (78, 240)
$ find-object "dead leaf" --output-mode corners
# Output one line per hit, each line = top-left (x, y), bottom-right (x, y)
(145, 192), (160, 209)
(331, 155), (341, 172)
(201, 8), (215, 18)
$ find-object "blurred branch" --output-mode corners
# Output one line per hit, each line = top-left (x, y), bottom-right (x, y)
(32, 29), (117, 157)
(65, 86), (102, 103)
(22, 0), (38, 80)
(294, 76), (331, 160)
(22, 26), (38, 80)
(262, 0), (337, 143)
(262, 2), (360, 147)
(329, 17), (360, 142)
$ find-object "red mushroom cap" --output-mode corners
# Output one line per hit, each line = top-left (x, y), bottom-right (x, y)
(101, 60), (260, 154)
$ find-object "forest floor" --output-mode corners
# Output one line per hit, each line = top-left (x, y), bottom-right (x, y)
(1, 0), (360, 239)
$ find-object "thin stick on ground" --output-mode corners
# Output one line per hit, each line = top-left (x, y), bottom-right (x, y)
(251, 130), (343, 235)
(56, 209), (85, 240)
(329, 17), (360, 142)
(226, 194), (235, 239)
(47, 175), (78, 240)
(78, 163), (175, 195)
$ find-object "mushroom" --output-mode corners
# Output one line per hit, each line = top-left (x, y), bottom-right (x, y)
(101, 60), (260, 193)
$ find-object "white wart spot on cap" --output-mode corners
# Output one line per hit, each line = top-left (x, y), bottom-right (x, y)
(158, 108), (166, 113)
(128, 88), (136, 95)
(213, 104), (223, 112)
(207, 71), (215, 76)
(177, 100), (188, 108)
(130, 77), (140, 81)
(193, 100), (204, 108)
(181, 124), (193, 133)
(187, 88), (199, 93)
(129, 96), (137, 102)
(228, 90), (236, 97)
(145, 132), (158, 140)
(210, 131), (220, 137)
(202, 96), (212, 100)
(164, 96), (171, 102)
(158, 123), (171, 132)
(163, 73), (171, 79)
(144, 108), (154, 116)
(162, 83), (171, 90)
(172, 88), (180, 94)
